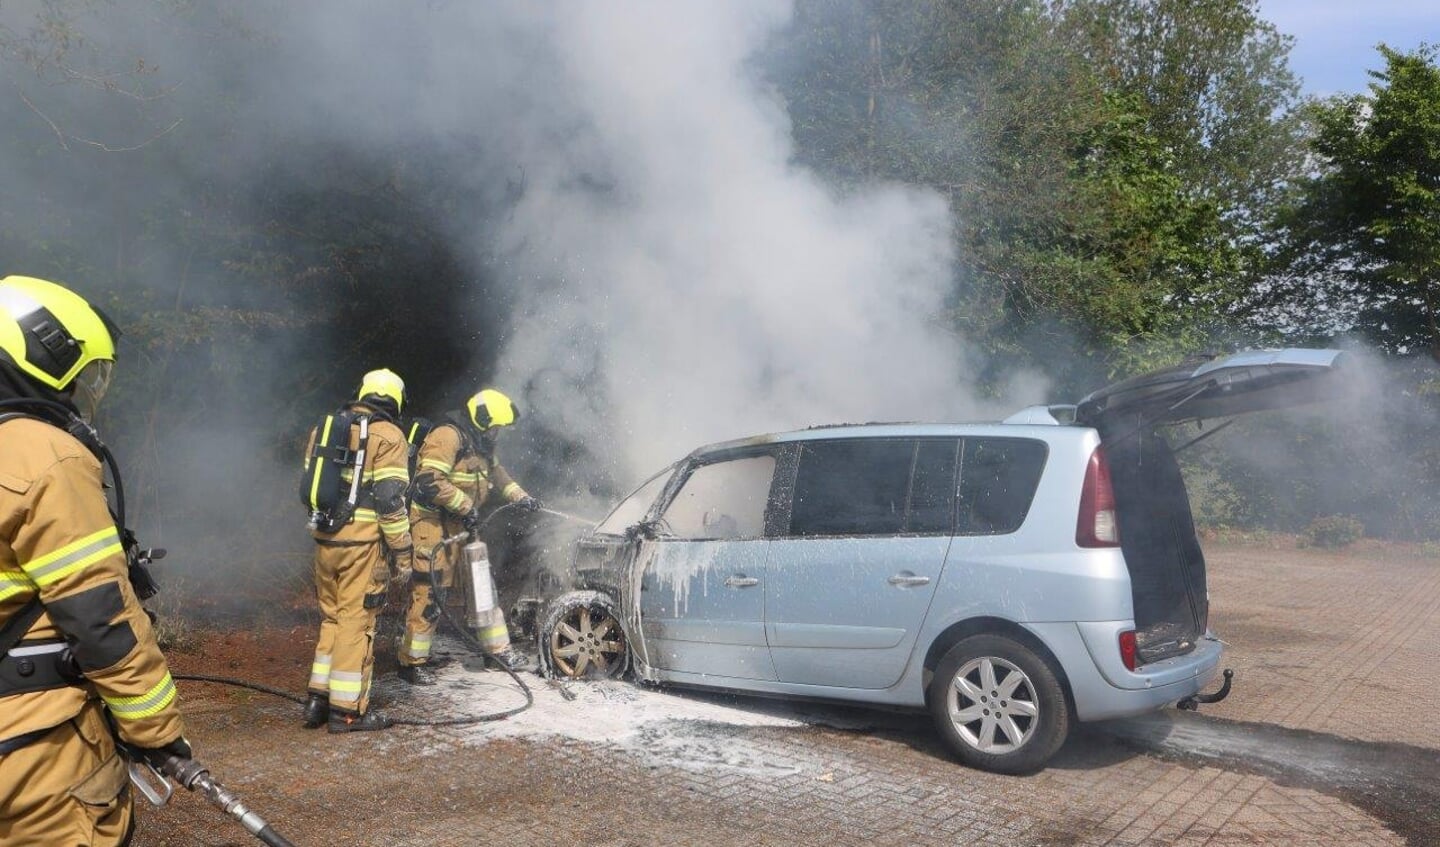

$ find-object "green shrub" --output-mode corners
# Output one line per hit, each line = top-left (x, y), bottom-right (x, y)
(1301, 515), (1365, 549)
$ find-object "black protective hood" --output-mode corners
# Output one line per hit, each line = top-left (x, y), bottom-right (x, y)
(0, 358), (80, 425)
(354, 396), (400, 423)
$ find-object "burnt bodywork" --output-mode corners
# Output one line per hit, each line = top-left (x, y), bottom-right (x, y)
(478, 507), (592, 638)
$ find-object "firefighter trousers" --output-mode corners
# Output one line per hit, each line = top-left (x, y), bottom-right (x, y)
(308, 540), (388, 713)
(399, 516), (510, 667)
(0, 699), (135, 846)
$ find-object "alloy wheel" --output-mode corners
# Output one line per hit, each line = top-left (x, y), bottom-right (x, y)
(548, 603), (627, 679)
(945, 655), (1039, 753)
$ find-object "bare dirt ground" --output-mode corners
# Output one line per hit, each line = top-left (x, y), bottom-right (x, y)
(132, 539), (1440, 847)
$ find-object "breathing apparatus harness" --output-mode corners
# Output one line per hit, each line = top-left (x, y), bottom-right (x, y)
(0, 397), (160, 660)
(302, 405), (373, 533)
(0, 399), (295, 847)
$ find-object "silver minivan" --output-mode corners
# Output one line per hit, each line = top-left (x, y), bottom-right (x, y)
(536, 349), (1346, 773)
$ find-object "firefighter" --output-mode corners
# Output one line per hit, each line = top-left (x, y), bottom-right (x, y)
(0, 275), (189, 846)
(402, 414), (433, 482)
(301, 368), (414, 732)
(398, 388), (540, 684)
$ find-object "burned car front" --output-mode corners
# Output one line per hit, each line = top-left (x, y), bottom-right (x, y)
(533, 464), (678, 679)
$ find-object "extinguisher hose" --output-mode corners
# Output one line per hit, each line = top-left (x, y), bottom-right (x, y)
(407, 525), (536, 725)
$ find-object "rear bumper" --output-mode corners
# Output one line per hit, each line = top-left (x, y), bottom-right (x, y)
(1023, 621), (1223, 722)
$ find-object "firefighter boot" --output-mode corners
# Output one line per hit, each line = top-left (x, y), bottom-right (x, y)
(397, 664), (438, 686)
(328, 708), (393, 734)
(302, 693), (330, 729)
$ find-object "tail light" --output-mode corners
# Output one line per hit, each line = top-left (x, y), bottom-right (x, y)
(1118, 630), (1138, 671)
(1076, 446), (1120, 548)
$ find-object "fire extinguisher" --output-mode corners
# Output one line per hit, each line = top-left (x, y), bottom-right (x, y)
(463, 540), (496, 625)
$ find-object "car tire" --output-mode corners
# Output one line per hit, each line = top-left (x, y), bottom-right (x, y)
(929, 634), (1069, 774)
(538, 592), (631, 680)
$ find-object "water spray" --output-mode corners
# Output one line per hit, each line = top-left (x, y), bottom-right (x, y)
(536, 505), (600, 526)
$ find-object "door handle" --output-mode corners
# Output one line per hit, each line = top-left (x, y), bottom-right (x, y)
(888, 573), (931, 587)
(724, 575), (760, 588)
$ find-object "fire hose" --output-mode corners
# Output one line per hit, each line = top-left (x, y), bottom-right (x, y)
(159, 502), (599, 841)
(176, 503), (595, 716)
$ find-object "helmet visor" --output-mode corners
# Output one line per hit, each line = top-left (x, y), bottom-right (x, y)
(73, 359), (114, 421)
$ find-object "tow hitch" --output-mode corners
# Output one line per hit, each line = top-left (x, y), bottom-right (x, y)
(1177, 668), (1233, 711)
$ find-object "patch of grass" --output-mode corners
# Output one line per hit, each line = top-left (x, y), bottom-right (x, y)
(1198, 525), (1292, 548)
(1299, 515), (1365, 550)
(144, 574), (200, 653)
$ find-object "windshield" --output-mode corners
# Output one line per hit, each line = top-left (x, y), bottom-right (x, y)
(593, 465), (676, 536)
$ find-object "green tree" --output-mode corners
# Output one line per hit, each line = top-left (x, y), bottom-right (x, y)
(775, 0), (1300, 388)
(1272, 45), (1440, 360)
(1063, 0), (1304, 224)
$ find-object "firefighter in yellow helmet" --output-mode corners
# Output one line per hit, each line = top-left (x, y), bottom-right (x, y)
(398, 388), (538, 684)
(300, 368), (414, 731)
(0, 275), (189, 846)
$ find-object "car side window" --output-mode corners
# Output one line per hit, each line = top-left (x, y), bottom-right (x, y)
(955, 438), (1047, 535)
(660, 454), (776, 540)
(787, 438), (957, 537)
(908, 439), (960, 533)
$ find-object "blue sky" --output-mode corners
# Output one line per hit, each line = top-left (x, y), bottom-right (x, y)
(1257, 1), (1437, 96)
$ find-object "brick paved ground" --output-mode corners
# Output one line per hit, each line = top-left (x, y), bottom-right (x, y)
(1205, 541), (1440, 749)
(133, 541), (1438, 846)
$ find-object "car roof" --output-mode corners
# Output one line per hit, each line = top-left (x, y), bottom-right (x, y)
(688, 421), (1086, 460)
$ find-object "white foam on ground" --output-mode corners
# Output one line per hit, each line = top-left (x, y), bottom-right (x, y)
(403, 635), (906, 776)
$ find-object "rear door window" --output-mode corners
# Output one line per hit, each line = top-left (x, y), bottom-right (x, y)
(955, 438), (1047, 535)
(787, 438), (958, 537)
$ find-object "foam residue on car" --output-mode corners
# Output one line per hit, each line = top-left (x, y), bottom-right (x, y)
(620, 538), (730, 678)
(624, 539), (659, 677)
(647, 540), (729, 615)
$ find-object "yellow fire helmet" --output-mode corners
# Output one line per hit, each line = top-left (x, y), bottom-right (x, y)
(466, 388), (519, 430)
(0, 275), (118, 392)
(357, 367), (406, 413)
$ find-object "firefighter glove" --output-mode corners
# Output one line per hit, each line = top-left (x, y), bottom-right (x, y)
(411, 472), (441, 508)
(134, 736), (194, 768)
(391, 553), (415, 584)
(518, 496), (543, 513)
(462, 509), (482, 535)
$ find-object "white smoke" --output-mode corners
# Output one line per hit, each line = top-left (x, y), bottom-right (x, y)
(485, 1), (1012, 482)
(2, 0), (1042, 504)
